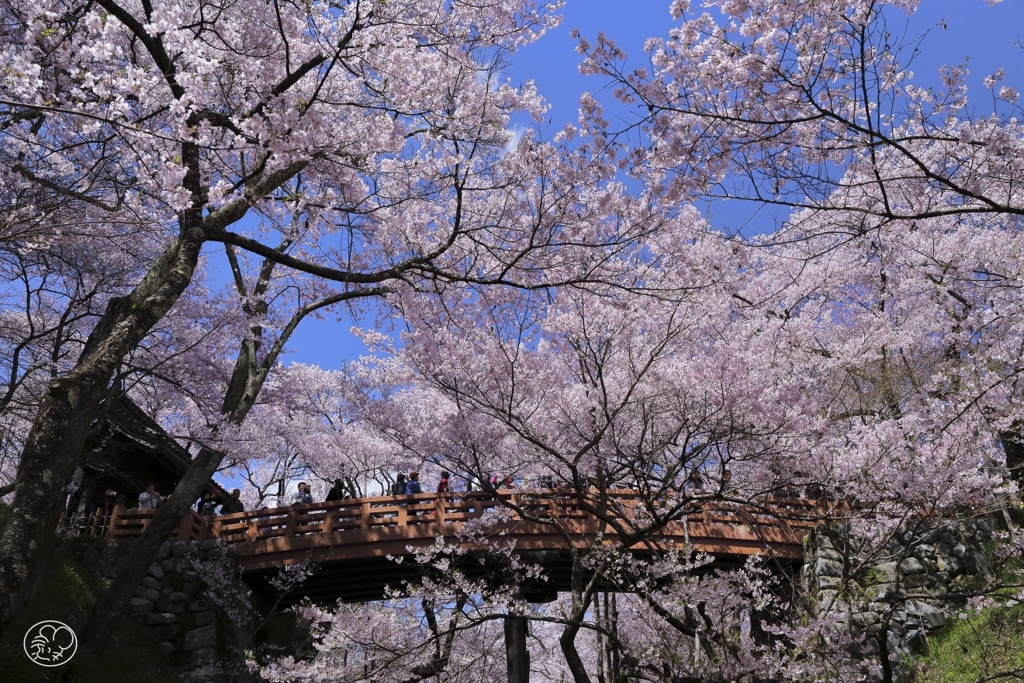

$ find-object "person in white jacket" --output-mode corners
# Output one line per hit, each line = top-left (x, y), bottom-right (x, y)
(138, 484), (164, 509)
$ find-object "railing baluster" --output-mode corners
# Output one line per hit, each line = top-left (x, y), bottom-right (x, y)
(285, 510), (296, 538)
(435, 495), (446, 525)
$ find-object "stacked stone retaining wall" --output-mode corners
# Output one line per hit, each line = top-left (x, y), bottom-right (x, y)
(69, 537), (254, 683)
(802, 514), (994, 680)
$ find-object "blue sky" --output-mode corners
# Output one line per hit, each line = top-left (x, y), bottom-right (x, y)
(286, 0), (1024, 370)
(506, 0), (1023, 133)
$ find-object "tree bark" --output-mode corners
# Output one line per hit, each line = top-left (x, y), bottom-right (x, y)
(505, 608), (530, 683)
(0, 233), (204, 631)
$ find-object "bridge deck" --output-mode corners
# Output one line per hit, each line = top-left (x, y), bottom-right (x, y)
(97, 491), (825, 603)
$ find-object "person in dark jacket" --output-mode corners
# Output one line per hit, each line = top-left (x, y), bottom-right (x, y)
(325, 479), (346, 502)
(220, 488), (245, 514)
(199, 490), (220, 517)
(392, 473), (407, 496)
(405, 471), (422, 495)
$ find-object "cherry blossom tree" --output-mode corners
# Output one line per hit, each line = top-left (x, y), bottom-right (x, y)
(294, 2), (1024, 679)
(2, 0), (1022, 680)
(0, 0), (591, 631)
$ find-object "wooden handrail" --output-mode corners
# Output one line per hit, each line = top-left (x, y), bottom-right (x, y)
(100, 490), (827, 555)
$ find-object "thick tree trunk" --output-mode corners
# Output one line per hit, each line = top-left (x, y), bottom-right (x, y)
(560, 559), (593, 683)
(504, 610), (530, 683)
(0, 235), (203, 631)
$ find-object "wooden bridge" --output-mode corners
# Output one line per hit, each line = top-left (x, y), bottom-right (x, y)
(80, 490), (824, 604)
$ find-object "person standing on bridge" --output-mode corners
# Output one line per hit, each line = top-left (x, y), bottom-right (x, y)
(220, 488), (245, 514)
(392, 473), (407, 496)
(436, 472), (450, 494)
(405, 472), (423, 495)
(292, 481), (314, 505)
(138, 484), (164, 510)
(325, 478), (346, 502)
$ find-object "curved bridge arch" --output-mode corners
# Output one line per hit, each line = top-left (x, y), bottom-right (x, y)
(104, 490), (822, 603)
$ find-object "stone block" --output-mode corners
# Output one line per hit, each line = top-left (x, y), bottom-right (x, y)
(158, 641), (175, 657)
(101, 544), (118, 561)
(864, 583), (892, 602)
(851, 611), (880, 628)
(146, 612), (178, 626)
(172, 540), (189, 557)
(101, 564), (118, 579)
(903, 573), (930, 590)
(144, 588), (161, 602)
(905, 601), (946, 629)
(814, 557), (843, 578)
(815, 590), (839, 608)
(189, 597), (211, 612)
(156, 598), (173, 612)
(157, 541), (173, 560)
(130, 597), (154, 616)
(195, 611), (216, 628)
(148, 562), (166, 579)
(199, 539), (219, 552)
(143, 576), (161, 591)
(170, 602), (187, 615)
(899, 557), (925, 575)
(188, 646), (217, 668)
(206, 547), (225, 561)
(818, 575), (842, 590)
(183, 625), (217, 652)
(935, 555), (960, 574)
(869, 562), (897, 584)
(134, 586), (147, 598)
(162, 558), (176, 572)
(170, 591), (188, 602)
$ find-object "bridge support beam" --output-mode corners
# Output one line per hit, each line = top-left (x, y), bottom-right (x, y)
(504, 612), (530, 683)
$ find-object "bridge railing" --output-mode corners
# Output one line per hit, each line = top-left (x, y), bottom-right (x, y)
(100, 489), (828, 548)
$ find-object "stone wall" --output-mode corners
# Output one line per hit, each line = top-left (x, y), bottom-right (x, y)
(71, 537), (255, 683)
(802, 514), (993, 680)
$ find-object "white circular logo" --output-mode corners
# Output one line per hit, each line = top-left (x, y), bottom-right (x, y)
(23, 620), (77, 667)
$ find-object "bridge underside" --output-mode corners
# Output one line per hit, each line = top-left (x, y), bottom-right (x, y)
(236, 519), (805, 606)
(241, 548), (802, 606)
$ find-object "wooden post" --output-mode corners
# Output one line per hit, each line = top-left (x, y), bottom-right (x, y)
(360, 502), (370, 530)
(175, 511), (193, 541)
(106, 505), (123, 539)
(285, 509), (296, 538)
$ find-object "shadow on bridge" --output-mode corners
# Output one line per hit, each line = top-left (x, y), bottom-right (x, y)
(92, 490), (827, 604)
